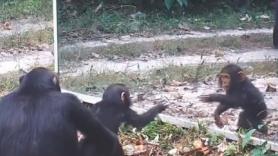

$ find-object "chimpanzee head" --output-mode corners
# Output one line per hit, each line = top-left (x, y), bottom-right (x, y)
(102, 83), (132, 108)
(218, 64), (246, 91)
(19, 67), (61, 94)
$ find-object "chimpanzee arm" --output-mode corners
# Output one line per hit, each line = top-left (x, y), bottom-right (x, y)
(214, 104), (230, 116)
(125, 104), (167, 129)
(213, 104), (230, 128)
(205, 94), (244, 108)
(67, 94), (123, 156)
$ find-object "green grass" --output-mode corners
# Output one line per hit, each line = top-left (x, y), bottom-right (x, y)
(58, 4), (273, 40)
(0, 28), (53, 49)
(59, 33), (272, 61)
(120, 121), (277, 155)
(0, 66), (54, 96)
(61, 61), (278, 94)
(0, 0), (52, 21)
(0, 72), (20, 96)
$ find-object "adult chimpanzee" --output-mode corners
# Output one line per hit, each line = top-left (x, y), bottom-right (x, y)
(89, 83), (168, 134)
(0, 67), (123, 156)
(274, 0), (278, 48)
(200, 64), (268, 133)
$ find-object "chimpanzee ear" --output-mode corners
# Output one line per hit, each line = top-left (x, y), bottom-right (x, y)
(121, 92), (127, 105)
(238, 71), (246, 81)
(52, 76), (58, 85)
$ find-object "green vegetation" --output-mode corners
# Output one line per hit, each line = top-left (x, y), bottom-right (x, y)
(60, 33), (272, 60)
(120, 120), (277, 155)
(0, 72), (20, 96)
(0, 0), (52, 21)
(58, 1), (273, 42)
(0, 28), (53, 49)
(61, 61), (278, 94)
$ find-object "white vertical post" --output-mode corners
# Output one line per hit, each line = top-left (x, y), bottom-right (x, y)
(53, 0), (59, 74)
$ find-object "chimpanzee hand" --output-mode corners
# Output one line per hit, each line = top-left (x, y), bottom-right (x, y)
(214, 115), (224, 128)
(155, 104), (168, 112)
(199, 95), (213, 102)
(199, 94), (221, 102)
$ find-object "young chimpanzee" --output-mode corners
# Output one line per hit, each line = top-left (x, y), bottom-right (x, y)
(0, 67), (123, 156)
(80, 83), (167, 156)
(200, 64), (268, 133)
(90, 83), (168, 134)
(274, 0), (278, 48)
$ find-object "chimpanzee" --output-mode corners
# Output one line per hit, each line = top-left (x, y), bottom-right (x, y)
(274, 0), (278, 48)
(0, 67), (123, 156)
(80, 83), (167, 156)
(91, 83), (168, 133)
(200, 64), (268, 133)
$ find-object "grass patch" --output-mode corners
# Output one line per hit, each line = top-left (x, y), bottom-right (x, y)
(0, 28), (53, 49)
(0, 72), (20, 96)
(58, 5), (273, 41)
(60, 33), (272, 61)
(120, 121), (276, 155)
(0, 66), (54, 96)
(61, 70), (149, 95)
(0, 0), (52, 21)
(61, 61), (278, 94)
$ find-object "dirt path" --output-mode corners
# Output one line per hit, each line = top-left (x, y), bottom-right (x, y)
(0, 50), (53, 74)
(60, 28), (272, 49)
(0, 27), (275, 75)
(0, 18), (53, 75)
(61, 48), (278, 75)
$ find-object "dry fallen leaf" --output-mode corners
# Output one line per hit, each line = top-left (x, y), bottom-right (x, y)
(193, 139), (204, 149)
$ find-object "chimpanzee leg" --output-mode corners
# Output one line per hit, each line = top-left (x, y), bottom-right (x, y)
(247, 115), (268, 134)
(238, 111), (268, 134)
(237, 111), (252, 130)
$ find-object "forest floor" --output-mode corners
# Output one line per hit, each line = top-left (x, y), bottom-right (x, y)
(0, 1), (278, 155)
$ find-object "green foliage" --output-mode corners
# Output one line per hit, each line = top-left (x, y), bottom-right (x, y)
(250, 142), (269, 156)
(224, 144), (238, 156)
(207, 133), (224, 146)
(142, 120), (184, 149)
(59, 3), (273, 38)
(223, 129), (275, 156)
(142, 120), (184, 140)
(0, 72), (20, 94)
(0, 0), (52, 21)
(241, 129), (256, 149)
(0, 28), (53, 49)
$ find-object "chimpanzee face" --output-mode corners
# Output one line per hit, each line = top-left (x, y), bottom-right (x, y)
(218, 73), (231, 91)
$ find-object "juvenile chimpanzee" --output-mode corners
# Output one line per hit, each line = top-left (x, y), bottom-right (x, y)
(90, 83), (168, 134)
(0, 67), (123, 156)
(80, 83), (167, 156)
(274, 0), (278, 48)
(200, 64), (268, 133)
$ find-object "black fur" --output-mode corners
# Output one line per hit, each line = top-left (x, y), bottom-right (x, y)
(0, 67), (123, 156)
(90, 83), (167, 134)
(80, 83), (167, 156)
(203, 64), (267, 133)
(274, 0), (278, 48)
